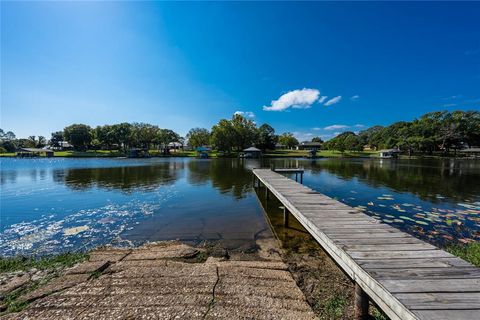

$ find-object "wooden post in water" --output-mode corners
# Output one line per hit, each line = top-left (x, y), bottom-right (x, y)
(354, 283), (369, 320)
(265, 187), (269, 200)
(283, 207), (289, 228)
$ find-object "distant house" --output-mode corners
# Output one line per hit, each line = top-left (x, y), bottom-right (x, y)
(363, 144), (375, 151)
(378, 149), (401, 158)
(275, 143), (287, 150)
(297, 141), (322, 151)
(242, 147), (262, 158)
(168, 142), (183, 153)
(16, 148), (54, 158)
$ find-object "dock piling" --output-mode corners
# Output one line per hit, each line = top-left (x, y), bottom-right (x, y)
(354, 283), (369, 320)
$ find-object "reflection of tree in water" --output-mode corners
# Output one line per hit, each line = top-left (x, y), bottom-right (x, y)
(308, 159), (480, 202)
(187, 159), (252, 199)
(56, 163), (182, 193)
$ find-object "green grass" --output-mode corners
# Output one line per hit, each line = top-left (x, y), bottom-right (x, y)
(323, 295), (348, 319)
(0, 152), (16, 157)
(0, 252), (89, 274)
(446, 242), (480, 267)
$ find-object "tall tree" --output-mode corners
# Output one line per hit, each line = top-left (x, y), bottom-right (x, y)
(50, 131), (64, 148)
(186, 128), (210, 148)
(63, 124), (92, 151)
(278, 132), (299, 149)
(256, 124), (276, 150)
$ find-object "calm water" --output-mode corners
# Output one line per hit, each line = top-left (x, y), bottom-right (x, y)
(1, 157), (479, 256)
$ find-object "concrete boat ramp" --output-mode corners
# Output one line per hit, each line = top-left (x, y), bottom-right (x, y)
(1, 242), (315, 320)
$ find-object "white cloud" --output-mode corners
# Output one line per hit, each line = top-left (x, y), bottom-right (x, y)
(263, 88), (320, 111)
(318, 96), (328, 103)
(324, 124), (349, 131)
(350, 95), (360, 101)
(354, 124), (365, 128)
(234, 111), (255, 118)
(324, 96), (342, 106)
(312, 127), (322, 131)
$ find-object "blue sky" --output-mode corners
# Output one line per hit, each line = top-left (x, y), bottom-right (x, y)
(1, 2), (479, 141)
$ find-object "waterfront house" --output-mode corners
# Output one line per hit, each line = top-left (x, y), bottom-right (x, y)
(297, 141), (322, 151)
(16, 148), (54, 157)
(378, 148), (401, 158)
(242, 146), (262, 158)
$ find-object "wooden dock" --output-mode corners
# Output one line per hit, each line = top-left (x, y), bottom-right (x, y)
(253, 168), (480, 320)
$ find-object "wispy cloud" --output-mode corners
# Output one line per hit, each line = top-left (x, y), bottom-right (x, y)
(312, 127), (322, 131)
(324, 96), (342, 106)
(318, 96), (328, 104)
(350, 95), (360, 101)
(234, 111), (255, 118)
(442, 103), (457, 107)
(263, 88), (320, 111)
(354, 124), (365, 128)
(324, 124), (349, 131)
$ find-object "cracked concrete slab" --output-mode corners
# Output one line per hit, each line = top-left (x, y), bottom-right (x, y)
(2, 242), (315, 319)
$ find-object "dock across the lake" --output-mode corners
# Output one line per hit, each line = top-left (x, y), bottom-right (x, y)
(252, 168), (480, 320)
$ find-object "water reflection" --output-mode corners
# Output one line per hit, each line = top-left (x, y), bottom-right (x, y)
(306, 158), (480, 203)
(187, 159), (254, 199)
(54, 163), (181, 193)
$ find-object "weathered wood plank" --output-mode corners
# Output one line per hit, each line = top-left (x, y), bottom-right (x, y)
(368, 267), (480, 279)
(380, 278), (480, 293)
(414, 310), (480, 320)
(396, 292), (480, 310)
(357, 257), (473, 269)
(344, 243), (438, 252)
(349, 250), (453, 260)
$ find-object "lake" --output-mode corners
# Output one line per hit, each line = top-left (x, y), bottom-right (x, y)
(1, 157), (479, 257)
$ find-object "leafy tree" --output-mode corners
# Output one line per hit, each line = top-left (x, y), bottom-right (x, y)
(256, 124), (276, 150)
(311, 137), (323, 143)
(110, 123), (132, 152)
(186, 128), (210, 148)
(50, 131), (64, 148)
(37, 136), (47, 148)
(211, 119), (235, 152)
(63, 124), (92, 151)
(278, 132), (299, 149)
(230, 114), (258, 150)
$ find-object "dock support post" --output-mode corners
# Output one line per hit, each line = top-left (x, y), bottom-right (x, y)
(265, 188), (269, 200)
(300, 172), (303, 184)
(354, 283), (369, 320)
(283, 207), (289, 228)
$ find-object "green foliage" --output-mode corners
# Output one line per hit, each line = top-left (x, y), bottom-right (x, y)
(311, 136), (323, 143)
(324, 295), (347, 319)
(326, 110), (480, 155)
(446, 242), (480, 267)
(278, 132), (299, 149)
(210, 114), (258, 151)
(186, 127), (211, 148)
(0, 252), (89, 273)
(50, 131), (64, 147)
(63, 124), (92, 151)
(256, 124), (276, 150)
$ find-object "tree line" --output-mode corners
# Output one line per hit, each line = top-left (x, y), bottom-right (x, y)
(0, 115), (302, 153)
(324, 110), (480, 155)
(1, 110), (478, 155)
